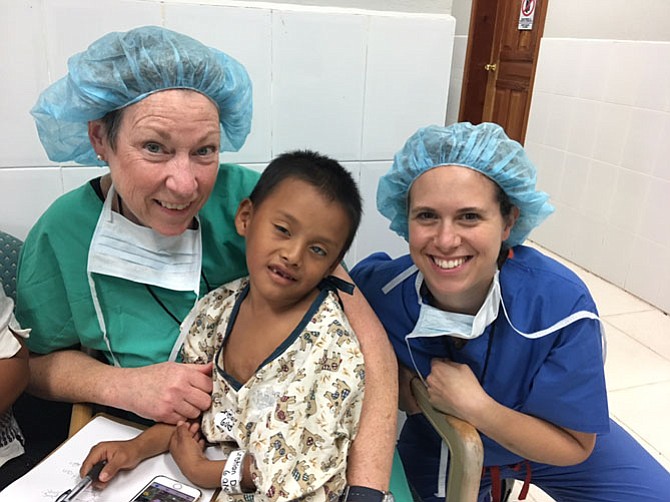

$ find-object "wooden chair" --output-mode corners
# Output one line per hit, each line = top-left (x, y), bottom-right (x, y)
(69, 400), (94, 436)
(411, 378), (484, 502)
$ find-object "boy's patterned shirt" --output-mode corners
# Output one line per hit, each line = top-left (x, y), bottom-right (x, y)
(182, 277), (365, 502)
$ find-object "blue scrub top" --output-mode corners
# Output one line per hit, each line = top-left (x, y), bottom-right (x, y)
(352, 245), (610, 467)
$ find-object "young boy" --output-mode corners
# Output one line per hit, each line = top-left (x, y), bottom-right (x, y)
(80, 150), (365, 501)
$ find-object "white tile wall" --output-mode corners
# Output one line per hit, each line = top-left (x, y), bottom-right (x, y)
(362, 15), (454, 159)
(620, 108), (666, 176)
(61, 166), (110, 193)
(43, 0), (162, 80)
(271, 10), (368, 160)
(581, 159), (617, 223)
(445, 35), (467, 126)
(543, 94), (573, 150)
(357, 161), (409, 261)
(0, 1), (50, 168)
(528, 37), (670, 313)
(164, 4), (273, 164)
(0, 0), (455, 270)
(0, 168), (63, 240)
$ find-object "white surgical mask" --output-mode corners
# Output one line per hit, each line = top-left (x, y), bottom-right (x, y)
(407, 270), (502, 342)
(87, 185), (202, 365)
(382, 264), (605, 385)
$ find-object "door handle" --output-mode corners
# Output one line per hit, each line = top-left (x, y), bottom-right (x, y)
(484, 63), (497, 72)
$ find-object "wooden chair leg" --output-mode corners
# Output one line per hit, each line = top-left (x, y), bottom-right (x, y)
(411, 378), (484, 502)
(68, 403), (94, 437)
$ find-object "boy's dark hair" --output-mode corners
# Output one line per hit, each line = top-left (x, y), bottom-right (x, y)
(249, 150), (363, 260)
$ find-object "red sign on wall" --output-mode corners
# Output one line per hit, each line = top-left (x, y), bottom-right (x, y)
(518, 0), (536, 30)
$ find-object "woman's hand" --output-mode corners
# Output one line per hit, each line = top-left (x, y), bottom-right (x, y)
(427, 358), (596, 465)
(28, 350), (213, 424)
(118, 362), (214, 423)
(425, 358), (493, 424)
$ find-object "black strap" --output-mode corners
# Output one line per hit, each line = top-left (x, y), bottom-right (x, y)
(341, 486), (387, 502)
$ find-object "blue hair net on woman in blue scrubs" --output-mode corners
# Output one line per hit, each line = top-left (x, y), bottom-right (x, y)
(377, 122), (554, 247)
(31, 25), (253, 165)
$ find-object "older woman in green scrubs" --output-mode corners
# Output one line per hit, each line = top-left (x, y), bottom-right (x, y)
(17, 26), (403, 501)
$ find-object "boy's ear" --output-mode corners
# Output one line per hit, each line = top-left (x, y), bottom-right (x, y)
(235, 198), (253, 237)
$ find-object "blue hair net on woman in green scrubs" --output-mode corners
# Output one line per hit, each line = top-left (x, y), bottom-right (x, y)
(377, 122), (554, 247)
(31, 25), (253, 165)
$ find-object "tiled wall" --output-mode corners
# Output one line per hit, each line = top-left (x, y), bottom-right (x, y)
(525, 38), (670, 313)
(0, 0), (455, 267)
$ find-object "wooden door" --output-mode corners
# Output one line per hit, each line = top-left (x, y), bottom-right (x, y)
(459, 0), (548, 144)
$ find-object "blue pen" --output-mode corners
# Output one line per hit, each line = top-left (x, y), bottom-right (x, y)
(55, 461), (106, 502)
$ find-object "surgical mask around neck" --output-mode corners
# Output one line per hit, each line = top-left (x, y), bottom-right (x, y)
(87, 185), (202, 293)
(407, 270), (501, 342)
(86, 185), (202, 366)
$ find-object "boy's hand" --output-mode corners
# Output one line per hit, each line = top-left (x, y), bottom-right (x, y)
(169, 422), (207, 479)
(80, 440), (143, 488)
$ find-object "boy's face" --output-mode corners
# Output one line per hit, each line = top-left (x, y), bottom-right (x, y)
(235, 177), (350, 309)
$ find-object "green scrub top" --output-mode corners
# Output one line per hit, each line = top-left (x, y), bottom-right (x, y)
(16, 163), (260, 368)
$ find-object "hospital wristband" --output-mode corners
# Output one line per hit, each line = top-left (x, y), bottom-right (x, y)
(221, 449), (246, 494)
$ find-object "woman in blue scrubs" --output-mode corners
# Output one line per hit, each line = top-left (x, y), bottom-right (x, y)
(351, 122), (670, 501)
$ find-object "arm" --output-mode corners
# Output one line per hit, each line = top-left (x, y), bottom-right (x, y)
(28, 349), (213, 423)
(80, 423), (175, 487)
(0, 336), (29, 415)
(426, 359), (595, 465)
(169, 423), (255, 492)
(334, 265), (398, 491)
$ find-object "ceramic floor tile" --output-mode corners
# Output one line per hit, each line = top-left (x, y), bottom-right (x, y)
(612, 418), (670, 474)
(605, 310), (670, 361)
(608, 381), (670, 461)
(603, 322), (670, 390)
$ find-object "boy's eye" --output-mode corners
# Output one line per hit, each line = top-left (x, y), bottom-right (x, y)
(274, 224), (290, 235)
(310, 246), (327, 257)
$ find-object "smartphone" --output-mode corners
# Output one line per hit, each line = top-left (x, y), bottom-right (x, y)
(129, 475), (202, 502)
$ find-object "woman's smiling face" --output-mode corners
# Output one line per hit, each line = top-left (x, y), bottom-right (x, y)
(91, 89), (221, 236)
(408, 165), (516, 315)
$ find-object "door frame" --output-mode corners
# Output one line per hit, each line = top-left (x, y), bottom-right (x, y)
(458, 0), (548, 144)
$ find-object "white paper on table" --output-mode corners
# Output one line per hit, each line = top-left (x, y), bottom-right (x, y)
(0, 415), (223, 501)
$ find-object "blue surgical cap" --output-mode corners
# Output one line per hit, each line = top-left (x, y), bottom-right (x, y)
(378, 122), (554, 247)
(31, 25), (253, 165)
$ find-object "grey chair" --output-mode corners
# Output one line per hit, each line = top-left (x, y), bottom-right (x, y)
(1, 230), (73, 471)
(0, 230), (23, 301)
